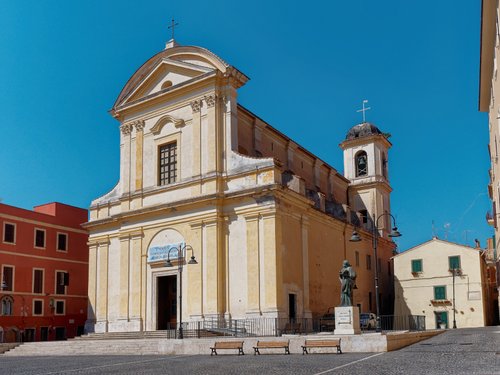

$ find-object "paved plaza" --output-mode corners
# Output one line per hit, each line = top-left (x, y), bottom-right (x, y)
(0, 327), (498, 375)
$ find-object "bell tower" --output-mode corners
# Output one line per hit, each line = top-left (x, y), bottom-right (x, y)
(340, 122), (393, 237)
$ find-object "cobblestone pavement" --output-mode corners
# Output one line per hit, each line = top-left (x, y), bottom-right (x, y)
(0, 326), (498, 375)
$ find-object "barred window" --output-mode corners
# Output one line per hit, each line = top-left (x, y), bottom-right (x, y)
(159, 142), (177, 186)
(56, 271), (69, 295)
(33, 269), (44, 294)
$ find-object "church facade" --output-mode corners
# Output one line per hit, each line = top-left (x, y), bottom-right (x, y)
(84, 38), (396, 333)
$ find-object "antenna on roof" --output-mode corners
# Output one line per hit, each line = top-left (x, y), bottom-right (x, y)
(444, 223), (450, 240)
(432, 220), (437, 239)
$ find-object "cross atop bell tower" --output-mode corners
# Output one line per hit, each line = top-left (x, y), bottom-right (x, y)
(356, 99), (371, 123)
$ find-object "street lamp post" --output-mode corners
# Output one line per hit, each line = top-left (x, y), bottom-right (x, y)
(452, 268), (458, 329)
(165, 244), (197, 339)
(350, 212), (401, 333)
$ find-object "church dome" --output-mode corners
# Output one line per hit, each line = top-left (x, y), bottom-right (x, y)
(345, 122), (383, 140)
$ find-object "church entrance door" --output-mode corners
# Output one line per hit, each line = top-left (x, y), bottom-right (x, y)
(157, 275), (177, 330)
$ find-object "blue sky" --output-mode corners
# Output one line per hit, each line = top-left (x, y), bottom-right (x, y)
(0, 0), (490, 251)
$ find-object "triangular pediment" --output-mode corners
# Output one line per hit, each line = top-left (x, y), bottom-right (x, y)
(121, 58), (214, 106)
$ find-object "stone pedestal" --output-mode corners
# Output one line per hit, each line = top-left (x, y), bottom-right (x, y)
(334, 306), (361, 335)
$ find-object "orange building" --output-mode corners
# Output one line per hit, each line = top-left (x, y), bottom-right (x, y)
(0, 202), (88, 342)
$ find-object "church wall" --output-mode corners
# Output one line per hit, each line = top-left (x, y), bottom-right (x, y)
(275, 195), (395, 319)
(305, 217), (345, 317)
(332, 177), (349, 205)
(280, 212), (305, 317)
(236, 111), (254, 156)
(236, 107), (348, 203)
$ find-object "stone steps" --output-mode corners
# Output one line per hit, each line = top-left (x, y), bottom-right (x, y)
(74, 329), (220, 341)
(3, 339), (166, 356)
(2, 330), (440, 356)
(0, 343), (21, 354)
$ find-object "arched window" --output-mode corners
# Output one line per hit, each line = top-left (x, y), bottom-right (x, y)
(355, 151), (368, 177)
(382, 153), (388, 179)
(1, 296), (13, 316)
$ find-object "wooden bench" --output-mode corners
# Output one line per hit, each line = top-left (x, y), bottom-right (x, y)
(253, 340), (290, 355)
(210, 341), (245, 356)
(301, 339), (342, 354)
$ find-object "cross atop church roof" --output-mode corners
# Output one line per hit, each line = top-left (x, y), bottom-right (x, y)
(165, 18), (180, 49)
(168, 18), (179, 40)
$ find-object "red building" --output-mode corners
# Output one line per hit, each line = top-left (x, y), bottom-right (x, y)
(0, 202), (88, 342)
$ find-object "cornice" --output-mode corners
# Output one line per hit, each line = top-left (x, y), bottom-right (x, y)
(111, 72), (217, 119)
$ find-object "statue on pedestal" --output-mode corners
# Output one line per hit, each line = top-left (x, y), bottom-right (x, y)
(339, 260), (356, 306)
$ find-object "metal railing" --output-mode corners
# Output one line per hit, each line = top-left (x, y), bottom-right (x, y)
(379, 315), (425, 331)
(162, 315), (425, 339)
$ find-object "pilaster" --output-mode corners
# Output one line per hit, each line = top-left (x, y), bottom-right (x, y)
(205, 94), (217, 174)
(191, 100), (202, 178)
(84, 243), (98, 333)
(301, 215), (312, 318)
(188, 221), (203, 319)
(120, 123), (133, 195)
(129, 231), (144, 330)
(118, 235), (130, 321)
(134, 120), (145, 192)
(203, 219), (220, 316)
(95, 239), (110, 333)
(245, 213), (261, 316)
(262, 212), (281, 316)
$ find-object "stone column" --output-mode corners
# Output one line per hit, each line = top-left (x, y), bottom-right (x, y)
(84, 243), (98, 333)
(95, 239), (110, 333)
(245, 213), (261, 316)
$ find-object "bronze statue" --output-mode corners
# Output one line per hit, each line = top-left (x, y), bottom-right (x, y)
(339, 260), (356, 306)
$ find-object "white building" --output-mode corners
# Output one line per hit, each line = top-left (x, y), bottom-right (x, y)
(393, 238), (494, 329)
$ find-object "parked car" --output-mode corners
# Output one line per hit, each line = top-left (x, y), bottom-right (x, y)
(319, 307), (335, 331)
(360, 313), (376, 329)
